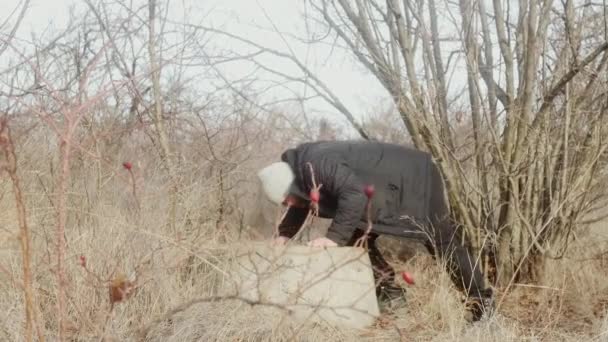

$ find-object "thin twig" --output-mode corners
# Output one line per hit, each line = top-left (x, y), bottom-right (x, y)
(136, 295), (293, 340)
(0, 119), (44, 342)
(291, 163), (323, 241)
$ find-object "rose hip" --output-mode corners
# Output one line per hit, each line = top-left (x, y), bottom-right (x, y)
(364, 185), (375, 198)
(402, 271), (415, 285)
(310, 190), (320, 203)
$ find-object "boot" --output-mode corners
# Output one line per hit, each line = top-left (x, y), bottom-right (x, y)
(466, 288), (495, 322)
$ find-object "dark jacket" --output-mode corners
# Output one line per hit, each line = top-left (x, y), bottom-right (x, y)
(278, 140), (450, 245)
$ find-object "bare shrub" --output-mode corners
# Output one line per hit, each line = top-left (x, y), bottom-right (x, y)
(194, 0), (608, 289)
(1, 1), (608, 341)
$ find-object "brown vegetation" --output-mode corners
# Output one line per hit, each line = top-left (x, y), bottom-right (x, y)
(0, 0), (607, 341)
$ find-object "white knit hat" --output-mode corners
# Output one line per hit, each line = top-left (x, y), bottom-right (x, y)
(257, 162), (295, 204)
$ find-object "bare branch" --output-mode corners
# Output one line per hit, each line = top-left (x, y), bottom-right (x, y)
(0, 0), (30, 58)
(180, 21), (371, 140)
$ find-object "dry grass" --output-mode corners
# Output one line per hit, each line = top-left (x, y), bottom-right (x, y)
(1, 129), (607, 342)
(2, 0), (607, 339)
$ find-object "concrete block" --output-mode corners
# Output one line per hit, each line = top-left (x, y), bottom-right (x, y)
(222, 241), (381, 330)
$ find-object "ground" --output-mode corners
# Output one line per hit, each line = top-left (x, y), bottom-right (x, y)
(1, 177), (607, 341)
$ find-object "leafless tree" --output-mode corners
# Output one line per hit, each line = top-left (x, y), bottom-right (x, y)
(195, 0), (608, 288)
(1, 2), (317, 337)
(307, 0), (608, 287)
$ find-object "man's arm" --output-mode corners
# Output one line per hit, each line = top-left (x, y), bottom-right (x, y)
(278, 206), (308, 238)
(309, 156), (368, 245)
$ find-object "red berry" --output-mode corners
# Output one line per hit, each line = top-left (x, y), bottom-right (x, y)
(401, 271), (415, 285)
(310, 190), (320, 203)
(364, 185), (375, 198)
(122, 161), (132, 170)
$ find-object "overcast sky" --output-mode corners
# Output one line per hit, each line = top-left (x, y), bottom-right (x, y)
(3, 1), (395, 127)
(2, 0), (490, 139)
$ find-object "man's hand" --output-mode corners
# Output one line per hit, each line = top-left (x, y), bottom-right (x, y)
(307, 237), (338, 248)
(271, 236), (290, 246)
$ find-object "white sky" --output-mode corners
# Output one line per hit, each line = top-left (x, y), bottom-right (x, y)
(2, 0), (479, 135)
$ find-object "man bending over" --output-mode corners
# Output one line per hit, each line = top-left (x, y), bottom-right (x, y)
(257, 140), (494, 321)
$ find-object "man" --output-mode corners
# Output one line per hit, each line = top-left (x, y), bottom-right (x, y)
(256, 140), (494, 321)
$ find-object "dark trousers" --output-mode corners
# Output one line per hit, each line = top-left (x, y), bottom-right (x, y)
(346, 162), (489, 300)
(420, 219), (489, 299)
(425, 161), (489, 299)
(346, 224), (489, 300)
(345, 230), (395, 287)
